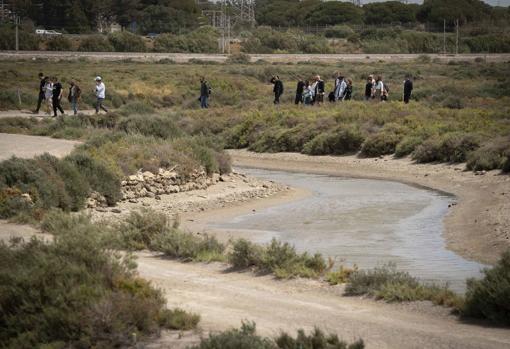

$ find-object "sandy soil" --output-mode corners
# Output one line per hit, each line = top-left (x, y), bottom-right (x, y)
(2, 51), (510, 63)
(0, 133), (81, 160)
(136, 253), (510, 349)
(227, 149), (510, 265)
(0, 109), (97, 119)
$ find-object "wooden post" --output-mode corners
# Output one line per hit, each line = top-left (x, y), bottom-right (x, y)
(443, 19), (446, 54)
(455, 19), (459, 55)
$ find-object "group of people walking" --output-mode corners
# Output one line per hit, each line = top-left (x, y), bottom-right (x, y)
(269, 73), (413, 106)
(34, 74), (108, 116)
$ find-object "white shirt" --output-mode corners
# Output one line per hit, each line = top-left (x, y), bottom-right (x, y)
(334, 79), (347, 100)
(376, 81), (384, 91)
(95, 82), (106, 99)
(44, 82), (53, 99)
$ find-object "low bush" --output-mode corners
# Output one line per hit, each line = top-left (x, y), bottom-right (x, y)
(466, 137), (510, 171)
(413, 133), (480, 163)
(191, 322), (365, 349)
(116, 209), (173, 250)
(395, 135), (423, 158)
(0, 220), (196, 348)
(463, 250), (510, 325)
(158, 308), (200, 330)
(108, 31), (146, 52)
(117, 101), (155, 116)
(227, 53), (252, 64)
(345, 263), (462, 309)
(360, 131), (401, 157)
(324, 25), (355, 39)
(302, 127), (364, 155)
(117, 114), (182, 139)
(156, 229), (226, 262)
(45, 36), (73, 51)
(229, 238), (330, 279)
(326, 265), (358, 285)
(78, 35), (114, 52)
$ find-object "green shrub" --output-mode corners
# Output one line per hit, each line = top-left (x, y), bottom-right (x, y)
(345, 263), (462, 308)
(116, 209), (172, 250)
(326, 265), (358, 285)
(158, 308), (200, 330)
(302, 127), (364, 155)
(78, 35), (114, 52)
(229, 238), (265, 269)
(463, 250), (510, 324)
(442, 96), (465, 109)
(395, 136), (423, 158)
(156, 229), (225, 262)
(117, 114), (182, 139)
(0, 26), (40, 50)
(108, 31), (146, 52)
(324, 25), (355, 38)
(360, 132), (401, 157)
(64, 152), (121, 205)
(117, 101), (155, 116)
(45, 36), (73, 51)
(466, 137), (510, 171)
(227, 53), (252, 64)
(0, 220), (189, 348)
(191, 322), (365, 349)
(229, 238), (329, 279)
(413, 133), (480, 163)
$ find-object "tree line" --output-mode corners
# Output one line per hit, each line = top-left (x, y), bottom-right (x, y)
(6, 0), (510, 34)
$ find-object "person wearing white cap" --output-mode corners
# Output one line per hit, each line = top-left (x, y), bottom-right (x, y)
(94, 76), (108, 114)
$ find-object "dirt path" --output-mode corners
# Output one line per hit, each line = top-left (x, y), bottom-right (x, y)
(137, 253), (510, 349)
(2, 51), (510, 63)
(0, 110), (97, 119)
(0, 133), (81, 160)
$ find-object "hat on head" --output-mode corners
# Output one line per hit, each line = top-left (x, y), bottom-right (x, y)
(95, 76), (102, 81)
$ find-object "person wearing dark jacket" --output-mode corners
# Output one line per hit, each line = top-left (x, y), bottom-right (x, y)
(199, 77), (210, 109)
(403, 75), (413, 104)
(314, 75), (325, 105)
(295, 79), (305, 105)
(34, 72), (46, 114)
(271, 75), (284, 104)
(364, 76), (374, 101)
(51, 77), (64, 117)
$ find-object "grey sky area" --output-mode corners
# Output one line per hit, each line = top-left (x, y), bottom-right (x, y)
(359, 0), (509, 6)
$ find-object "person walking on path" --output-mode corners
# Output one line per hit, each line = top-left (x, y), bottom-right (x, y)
(34, 72), (46, 114)
(334, 73), (347, 101)
(43, 77), (53, 116)
(94, 76), (108, 114)
(344, 79), (353, 101)
(303, 80), (314, 106)
(68, 80), (81, 115)
(271, 75), (284, 104)
(403, 75), (413, 104)
(364, 76), (374, 101)
(295, 78), (305, 105)
(314, 75), (325, 106)
(199, 77), (211, 109)
(374, 76), (386, 102)
(51, 77), (64, 117)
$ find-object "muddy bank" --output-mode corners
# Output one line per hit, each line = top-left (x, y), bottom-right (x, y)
(227, 149), (510, 265)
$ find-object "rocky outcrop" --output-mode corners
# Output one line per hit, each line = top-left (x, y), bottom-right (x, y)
(87, 167), (223, 209)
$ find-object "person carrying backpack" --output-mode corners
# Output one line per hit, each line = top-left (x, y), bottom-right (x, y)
(200, 77), (211, 109)
(343, 79), (353, 101)
(334, 73), (347, 101)
(314, 75), (325, 105)
(68, 80), (81, 115)
(295, 78), (305, 105)
(302, 80), (314, 106)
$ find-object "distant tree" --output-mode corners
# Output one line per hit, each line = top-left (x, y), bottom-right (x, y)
(138, 0), (200, 34)
(363, 1), (419, 25)
(256, 0), (320, 27)
(417, 0), (492, 26)
(306, 1), (363, 26)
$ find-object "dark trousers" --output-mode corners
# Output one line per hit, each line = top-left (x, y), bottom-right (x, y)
(52, 97), (64, 116)
(36, 92), (45, 112)
(295, 93), (302, 105)
(96, 98), (108, 113)
(404, 93), (411, 104)
(274, 93), (282, 104)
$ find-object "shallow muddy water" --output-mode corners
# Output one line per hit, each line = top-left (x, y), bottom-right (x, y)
(210, 168), (486, 292)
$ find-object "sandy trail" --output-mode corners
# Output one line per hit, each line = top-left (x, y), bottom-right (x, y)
(137, 253), (510, 349)
(0, 133), (81, 160)
(2, 51), (510, 63)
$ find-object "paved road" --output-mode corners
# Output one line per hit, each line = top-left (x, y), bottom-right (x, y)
(2, 51), (510, 63)
(0, 133), (80, 161)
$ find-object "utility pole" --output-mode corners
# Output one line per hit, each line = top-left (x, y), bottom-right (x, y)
(443, 19), (446, 54)
(1, 0), (4, 22)
(15, 15), (19, 52)
(455, 19), (459, 55)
